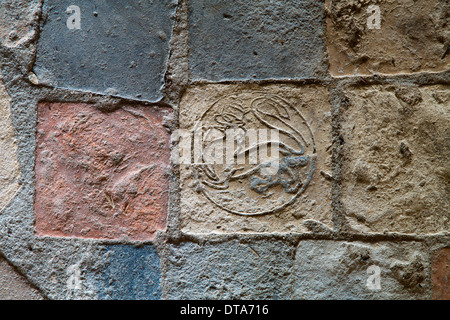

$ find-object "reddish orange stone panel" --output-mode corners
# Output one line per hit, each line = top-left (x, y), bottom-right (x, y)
(35, 103), (172, 241)
(432, 248), (450, 300)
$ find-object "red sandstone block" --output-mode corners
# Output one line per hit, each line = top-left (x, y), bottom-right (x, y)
(35, 102), (172, 241)
(432, 248), (450, 300)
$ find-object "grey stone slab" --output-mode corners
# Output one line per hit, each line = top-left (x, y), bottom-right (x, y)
(34, 0), (177, 102)
(293, 241), (432, 299)
(188, 0), (326, 81)
(164, 240), (294, 299)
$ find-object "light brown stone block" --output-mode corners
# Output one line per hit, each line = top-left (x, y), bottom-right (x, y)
(340, 85), (449, 234)
(293, 241), (431, 299)
(432, 248), (450, 300)
(0, 78), (21, 213)
(179, 84), (333, 234)
(326, 0), (449, 76)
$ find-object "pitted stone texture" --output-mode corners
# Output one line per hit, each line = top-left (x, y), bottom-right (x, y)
(432, 248), (450, 300)
(0, 0), (40, 48)
(35, 103), (171, 241)
(326, 0), (450, 76)
(188, 0), (326, 81)
(340, 85), (449, 234)
(0, 238), (106, 300)
(165, 240), (294, 299)
(93, 245), (162, 300)
(0, 79), (21, 213)
(179, 84), (332, 234)
(293, 241), (431, 299)
(0, 255), (45, 300)
(34, 0), (177, 102)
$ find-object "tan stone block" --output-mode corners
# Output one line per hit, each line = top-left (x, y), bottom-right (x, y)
(0, 0), (40, 48)
(179, 84), (333, 234)
(340, 85), (449, 234)
(0, 78), (21, 213)
(326, 0), (450, 76)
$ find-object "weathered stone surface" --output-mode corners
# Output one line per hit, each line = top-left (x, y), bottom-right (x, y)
(35, 103), (172, 241)
(0, 255), (45, 300)
(326, 0), (450, 76)
(340, 85), (449, 234)
(179, 84), (332, 234)
(293, 241), (431, 299)
(34, 0), (177, 101)
(0, 0), (40, 48)
(432, 248), (450, 300)
(164, 240), (294, 299)
(0, 78), (21, 213)
(188, 0), (326, 81)
(93, 245), (161, 300)
(1, 0), (448, 302)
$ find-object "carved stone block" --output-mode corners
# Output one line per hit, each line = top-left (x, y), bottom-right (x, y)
(179, 84), (333, 234)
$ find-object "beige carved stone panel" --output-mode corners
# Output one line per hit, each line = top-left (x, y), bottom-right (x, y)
(0, 78), (21, 213)
(179, 84), (333, 234)
(326, 0), (450, 76)
(340, 85), (449, 234)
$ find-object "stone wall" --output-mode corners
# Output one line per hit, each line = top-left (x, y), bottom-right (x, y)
(0, 0), (448, 300)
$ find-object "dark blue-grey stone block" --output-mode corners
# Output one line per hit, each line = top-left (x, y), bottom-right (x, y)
(188, 0), (326, 81)
(34, 0), (177, 102)
(95, 245), (162, 300)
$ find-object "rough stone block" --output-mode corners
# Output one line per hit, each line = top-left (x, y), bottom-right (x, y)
(0, 255), (45, 300)
(34, 0), (177, 101)
(188, 0), (326, 81)
(164, 240), (294, 299)
(93, 245), (161, 300)
(0, 78), (21, 213)
(432, 248), (450, 300)
(293, 241), (431, 299)
(35, 103), (172, 241)
(0, 0), (40, 48)
(340, 85), (449, 234)
(326, 0), (450, 76)
(179, 84), (332, 234)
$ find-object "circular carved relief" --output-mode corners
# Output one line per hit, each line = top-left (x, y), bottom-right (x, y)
(192, 92), (316, 216)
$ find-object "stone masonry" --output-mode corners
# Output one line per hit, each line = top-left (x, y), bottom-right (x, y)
(0, 0), (448, 300)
